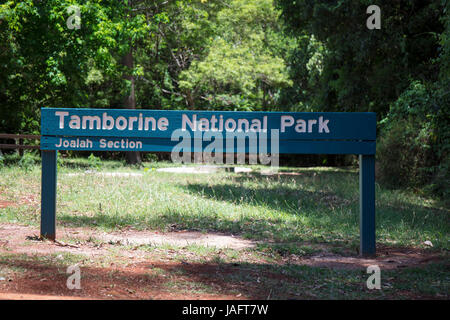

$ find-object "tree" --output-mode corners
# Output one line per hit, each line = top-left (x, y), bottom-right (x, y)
(177, 0), (293, 111)
(276, 0), (445, 117)
(133, 0), (226, 110)
(0, 0), (149, 135)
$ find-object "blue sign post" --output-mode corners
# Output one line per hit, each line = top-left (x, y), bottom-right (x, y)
(40, 108), (376, 256)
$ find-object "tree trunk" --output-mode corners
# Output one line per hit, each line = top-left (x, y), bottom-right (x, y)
(122, 49), (142, 165)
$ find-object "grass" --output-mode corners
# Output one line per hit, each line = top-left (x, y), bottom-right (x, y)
(0, 157), (448, 250)
(0, 156), (449, 299)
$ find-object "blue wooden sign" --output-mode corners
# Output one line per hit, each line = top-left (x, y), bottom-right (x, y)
(41, 108), (376, 154)
(40, 108), (376, 256)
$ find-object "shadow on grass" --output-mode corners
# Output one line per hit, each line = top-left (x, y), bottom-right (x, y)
(57, 208), (361, 249)
(0, 253), (446, 299)
(181, 173), (449, 240)
(184, 180), (353, 213)
(56, 169), (448, 247)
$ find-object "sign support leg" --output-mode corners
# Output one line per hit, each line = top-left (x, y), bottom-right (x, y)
(359, 154), (376, 257)
(41, 150), (57, 240)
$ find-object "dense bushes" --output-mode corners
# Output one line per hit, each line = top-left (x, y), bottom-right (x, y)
(377, 81), (449, 199)
(377, 3), (449, 199)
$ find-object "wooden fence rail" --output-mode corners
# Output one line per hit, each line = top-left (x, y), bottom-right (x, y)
(0, 134), (41, 155)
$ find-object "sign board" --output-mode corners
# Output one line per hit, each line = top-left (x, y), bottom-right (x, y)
(40, 108), (376, 256)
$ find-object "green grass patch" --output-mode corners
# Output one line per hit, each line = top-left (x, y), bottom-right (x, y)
(0, 159), (448, 250)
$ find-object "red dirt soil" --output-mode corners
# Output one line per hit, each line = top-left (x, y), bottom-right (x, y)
(0, 223), (446, 300)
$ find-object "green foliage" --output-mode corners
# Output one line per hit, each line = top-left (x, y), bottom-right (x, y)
(276, 0), (445, 115)
(144, 153), (158, 163)
(276, 0), (449, 198)
(0, 0), (149, 133)
(378, 118), (431, 188)
(438, 0), (450, 81)
(378, 81), (449, 199)
(179, 35), (292, 110)
(134, 0), (226, 110)
(134, 0), (294, 111)
(87, 153), (101, 169)
(18, 152), (38, 172)
(0, 150), (41, 171)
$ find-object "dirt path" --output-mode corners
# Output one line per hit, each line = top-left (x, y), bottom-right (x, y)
(0, 224), (263, 300)
(0, 223), (446, 300)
